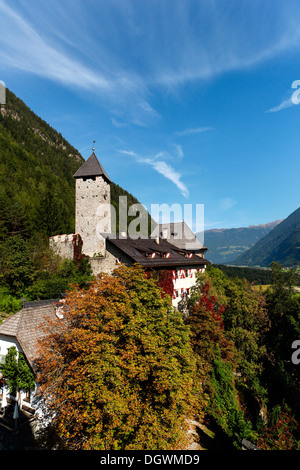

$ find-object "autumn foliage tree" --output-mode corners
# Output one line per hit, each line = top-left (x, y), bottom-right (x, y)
(257, 403), (300, 450)
(36, 264), (198, 450)
(185, 272), (257, 447)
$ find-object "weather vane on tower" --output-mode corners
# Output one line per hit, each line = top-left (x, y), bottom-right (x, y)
(92, 140), (96, 151)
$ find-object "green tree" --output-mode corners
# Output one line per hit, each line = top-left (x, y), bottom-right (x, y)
(0, 346), (35, 394)
(263, 262), (300, 421)
(0, 189), (29, 241)
(196, 267), (270, 405)
(35, 190), (69, 237)
(187, 268), (268, 447)
(184, 276), (255, 448)
(0, 235), (34, 295)
(266, 262), (300, 361)
(36, 265), (198, 450)
(257, 403), (300, 450)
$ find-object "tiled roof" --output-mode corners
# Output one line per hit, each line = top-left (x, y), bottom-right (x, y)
(0, 300), (59, 372)
(104, 234), (209, 268)
(73, 152), (111, 183)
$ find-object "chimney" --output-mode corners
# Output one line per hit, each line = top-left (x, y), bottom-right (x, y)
(155, 236), (159, 244)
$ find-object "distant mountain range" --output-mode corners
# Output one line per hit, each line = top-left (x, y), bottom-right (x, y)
(201, 220), (282, 265)
(230, 206), (300, 267)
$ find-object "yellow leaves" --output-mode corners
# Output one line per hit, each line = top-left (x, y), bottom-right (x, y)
(36, 264), (198, 450)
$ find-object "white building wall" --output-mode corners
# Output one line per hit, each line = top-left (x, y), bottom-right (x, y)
(0, 335), (21, 362)
(172, 266), (206, 308)
(0, 335), (39, 416)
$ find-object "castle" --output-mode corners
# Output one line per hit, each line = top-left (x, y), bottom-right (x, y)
(50, 151), (209, 307)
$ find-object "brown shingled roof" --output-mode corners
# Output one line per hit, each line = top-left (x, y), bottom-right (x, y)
(0, 301), (58, 372)
(73, 152), (111, 183)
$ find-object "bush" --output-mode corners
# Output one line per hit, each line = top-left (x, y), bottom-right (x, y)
(26, 276), (69, 301)
(257, 403), (300, 450)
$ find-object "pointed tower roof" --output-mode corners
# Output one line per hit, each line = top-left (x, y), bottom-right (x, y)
(73, 152), (111, 183)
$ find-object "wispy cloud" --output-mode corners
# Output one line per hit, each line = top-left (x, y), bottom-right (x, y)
(119, 149), (189, 198)
(176, 127), (213, 136)
(147, 160), (189, 198)
(0, 0), (110, 91)
(2, 0), (300, 124)
(266, 97), (293, 113)
(0, 0), (158, 126)
(219, 198), (237, 211)
(173, 144), (184, 159)
(119, 150), (137, 157)
(111, 117), (129, 128)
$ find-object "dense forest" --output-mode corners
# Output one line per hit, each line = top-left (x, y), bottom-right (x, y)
(0, 89), (151, 314)
(212, 264), (300, 286)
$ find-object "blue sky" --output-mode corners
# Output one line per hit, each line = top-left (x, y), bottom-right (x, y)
(0, 0), (300, 231)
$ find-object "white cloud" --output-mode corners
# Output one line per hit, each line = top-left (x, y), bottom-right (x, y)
(176, 127), (213, 136)
(173, 144), (184, 159)
(0, 0), (110, 91)
(2, 0), (300, 124)
(266, 97), (293, 113)
(0, 0), (158, 126)
(147, 160), (189, 198)
(111, 117), (129, 128)
(119, 150), (137, 157)
(219, 198), (237, 211)
(119, 149), (189, 198)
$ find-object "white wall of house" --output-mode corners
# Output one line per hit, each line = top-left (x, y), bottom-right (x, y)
(0, 335), (20, 363)
(172, 267), (205, 308)
(0, 335), (39, 415)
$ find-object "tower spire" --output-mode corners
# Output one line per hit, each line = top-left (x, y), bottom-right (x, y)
(73, 150), (111, 183)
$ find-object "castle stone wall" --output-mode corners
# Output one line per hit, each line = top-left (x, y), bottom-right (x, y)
(49, 234), (74, 259)
(75, 175), (111, 257)
(90, 240), (134, 275)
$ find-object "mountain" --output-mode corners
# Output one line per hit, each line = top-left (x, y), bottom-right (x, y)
(230, 206), (300, 267)
(201, 220), (282, 264)
(0, 88), (147, 240)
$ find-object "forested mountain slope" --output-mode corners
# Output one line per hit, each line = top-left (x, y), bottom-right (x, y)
(202, 220), (282, 264)
(231, 206), (300, 267)
(0, 88), (146, 240)
(0, 88), (84, 239)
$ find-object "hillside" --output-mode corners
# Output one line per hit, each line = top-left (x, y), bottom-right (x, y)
(201, 220), (282, 264)
(0, 88), (147, 240)
(231, 206), (300, 267)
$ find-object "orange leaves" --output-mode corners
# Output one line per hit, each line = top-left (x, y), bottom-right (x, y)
(36, 265), (197, 450)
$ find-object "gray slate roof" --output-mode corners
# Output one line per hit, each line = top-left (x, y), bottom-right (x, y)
(0, 301), (59, 372)
(151, 221), (207, 251)
(73, 152), (111, 183)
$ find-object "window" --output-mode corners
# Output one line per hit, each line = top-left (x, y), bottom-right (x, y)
(83, 176), (96, 181)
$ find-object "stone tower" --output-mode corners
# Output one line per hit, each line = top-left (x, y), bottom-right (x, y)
(73, 151), (111, 257)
